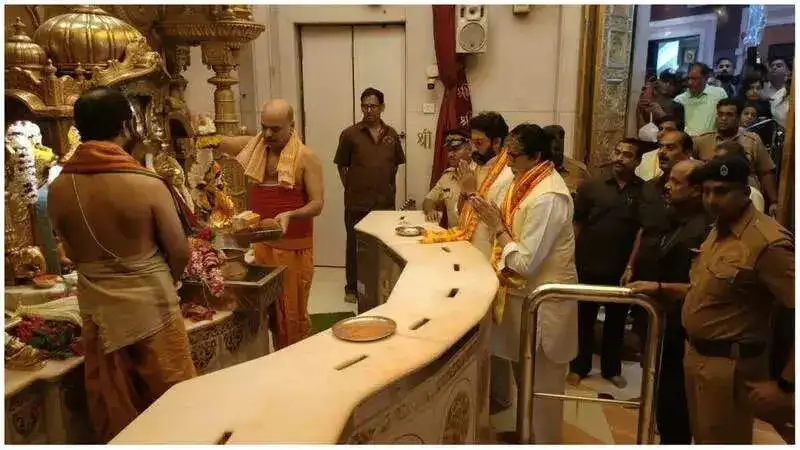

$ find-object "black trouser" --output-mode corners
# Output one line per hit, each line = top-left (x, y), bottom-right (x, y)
(655, 322), (692, 444)
(570, 302), (630, 378)
(344, 209), (370, 295)
(570, 274), (629, 379)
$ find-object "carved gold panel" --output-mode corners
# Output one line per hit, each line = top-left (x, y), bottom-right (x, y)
(573, 5), (635, 173)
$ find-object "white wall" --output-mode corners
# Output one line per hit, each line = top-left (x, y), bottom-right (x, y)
(184, 5), (583, 205)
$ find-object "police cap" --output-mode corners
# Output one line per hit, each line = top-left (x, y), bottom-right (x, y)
(690, 154), (750, 185)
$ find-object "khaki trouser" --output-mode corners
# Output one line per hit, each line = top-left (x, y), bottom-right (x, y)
(683, 343), (770, 444)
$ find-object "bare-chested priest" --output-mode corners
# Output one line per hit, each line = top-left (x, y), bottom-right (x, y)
(48, 87), (196, 443)
(220, 99), (324, 350)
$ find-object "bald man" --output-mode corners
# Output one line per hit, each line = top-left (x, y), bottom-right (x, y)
(221, 99), (324, 350)
(627, 159), (711, 444)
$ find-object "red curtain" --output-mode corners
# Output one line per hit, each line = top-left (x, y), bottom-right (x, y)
(430, 5), (473, 191)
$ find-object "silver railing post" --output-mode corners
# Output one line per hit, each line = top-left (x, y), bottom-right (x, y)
(515, 283), (664, 445)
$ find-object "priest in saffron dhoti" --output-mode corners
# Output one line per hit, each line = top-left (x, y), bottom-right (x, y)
(470, 123), (579, 444)
(220, 99), (324, 350)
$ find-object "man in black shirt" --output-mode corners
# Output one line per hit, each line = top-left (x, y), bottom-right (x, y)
(627, 159), (712, 444)
(568, 139), (647, 389)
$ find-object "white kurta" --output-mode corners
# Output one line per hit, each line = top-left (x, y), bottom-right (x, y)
(469, 158), (514, 259)
(487, 170), (579, 444)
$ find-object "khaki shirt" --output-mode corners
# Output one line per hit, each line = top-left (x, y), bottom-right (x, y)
(425, 168), (461, 227)
(693, 130), (775, 190)
(682, 204), (794, 343)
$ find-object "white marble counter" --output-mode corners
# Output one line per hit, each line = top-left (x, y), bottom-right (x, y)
(112, 211), (499, 444)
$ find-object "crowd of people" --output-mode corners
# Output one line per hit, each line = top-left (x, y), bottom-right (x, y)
(51, 59), (793, 443)
(420, 80), (793, 443)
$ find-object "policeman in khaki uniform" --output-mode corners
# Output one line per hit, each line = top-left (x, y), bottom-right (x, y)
(692, 98), (779, 215)
(681, 155), (794, 444)
(422, 130), (471, 227)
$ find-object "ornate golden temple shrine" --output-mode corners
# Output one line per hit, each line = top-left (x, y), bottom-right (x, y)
(3, 6), (283, 444)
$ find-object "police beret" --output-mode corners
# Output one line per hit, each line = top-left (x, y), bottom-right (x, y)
(691, 155), (750, 185)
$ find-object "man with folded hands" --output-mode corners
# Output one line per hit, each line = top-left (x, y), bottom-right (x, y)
(471, 123), (578, 443)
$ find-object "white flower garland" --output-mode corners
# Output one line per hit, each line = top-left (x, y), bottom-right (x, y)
(9, 134), (38, 204)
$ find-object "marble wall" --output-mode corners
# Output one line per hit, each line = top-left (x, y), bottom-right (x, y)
(182, 5), (584, 205)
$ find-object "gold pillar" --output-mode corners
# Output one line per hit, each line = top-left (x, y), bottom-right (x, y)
(201, 42), (241, 136)
(574, 5), (635, 172)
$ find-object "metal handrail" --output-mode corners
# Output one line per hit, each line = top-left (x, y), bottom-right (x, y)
(515, 283), (665, 445)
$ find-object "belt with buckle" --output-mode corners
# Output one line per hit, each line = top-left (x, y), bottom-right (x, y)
(688, 338), (766, 359)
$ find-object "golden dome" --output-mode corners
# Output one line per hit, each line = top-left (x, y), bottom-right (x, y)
(5, 17), (47, 74)
(32, 6), (143, 73)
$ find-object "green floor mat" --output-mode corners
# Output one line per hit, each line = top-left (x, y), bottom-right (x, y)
(310, 311), (355, 335)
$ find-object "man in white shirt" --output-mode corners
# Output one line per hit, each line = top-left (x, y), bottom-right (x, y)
(472, 123), (578, 443)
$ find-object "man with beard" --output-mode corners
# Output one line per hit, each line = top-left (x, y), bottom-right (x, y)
(692, 98), (778, 215)
(422, 112), (513, 258)
(680, 155), (794, 444)
(568, 139), (646, 390)
(221, 98), (324, 348)
(626, 159), (711, 444)
(471, 124), (578, 443)
(710, 57), (738, 98)
(421, 112), (515, 413)
(47, 87), (196, 442)
(422, 129), (471, 227)
(675, 63), (728, 136)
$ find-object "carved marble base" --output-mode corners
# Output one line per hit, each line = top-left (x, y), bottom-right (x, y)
(339, 315), (491, 444)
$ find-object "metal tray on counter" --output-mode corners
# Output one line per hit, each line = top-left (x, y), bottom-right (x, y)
(332, 315), (397, 342)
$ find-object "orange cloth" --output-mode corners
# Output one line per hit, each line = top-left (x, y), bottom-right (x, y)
(421, 151), (510, 244)
(236, 130), (304, 187)
(83, 312), (196, 443)
(252, 244), (313, 350)
(61, 140), (194, 234)
(491, 160), (555, 322)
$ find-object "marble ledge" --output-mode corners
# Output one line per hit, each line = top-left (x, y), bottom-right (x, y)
(112, 210), (499, 444)
(4, 311), (235, 399)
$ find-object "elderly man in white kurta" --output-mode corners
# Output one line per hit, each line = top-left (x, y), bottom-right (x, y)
(472, 123), (578, 443)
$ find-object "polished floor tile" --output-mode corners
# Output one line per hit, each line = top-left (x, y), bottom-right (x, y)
(309, 267), (356, 315)
(489, 354), (786, 444)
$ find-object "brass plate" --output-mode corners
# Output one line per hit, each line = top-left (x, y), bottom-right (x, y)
(395, 226), (423, 237)
(332, 316), (397, 343)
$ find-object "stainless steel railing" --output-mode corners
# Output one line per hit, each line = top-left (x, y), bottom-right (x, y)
(515, 283), (665, 444)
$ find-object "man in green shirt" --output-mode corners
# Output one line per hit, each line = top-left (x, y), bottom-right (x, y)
(675, 63), (728, 136)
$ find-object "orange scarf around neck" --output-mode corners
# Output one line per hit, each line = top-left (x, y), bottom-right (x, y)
(421, 151), (510, 244)
(491, 160), (555, 322)
(61, 140), (194, 234)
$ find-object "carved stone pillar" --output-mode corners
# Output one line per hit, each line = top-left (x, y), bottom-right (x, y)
(201, 42), (241, 136)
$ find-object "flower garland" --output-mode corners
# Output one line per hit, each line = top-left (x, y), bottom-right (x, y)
(9, 134), (38, 204)
(9, 316), (83, 360)
(182, 228), (225, 298)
